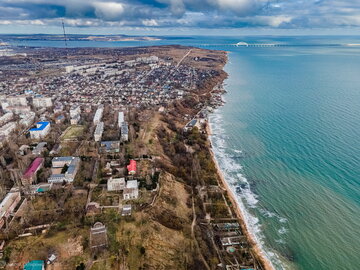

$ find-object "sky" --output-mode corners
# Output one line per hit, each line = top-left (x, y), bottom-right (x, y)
(0, 0), (360, 35)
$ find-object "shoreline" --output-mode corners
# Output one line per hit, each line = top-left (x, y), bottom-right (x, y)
(206, 117), (275, 270)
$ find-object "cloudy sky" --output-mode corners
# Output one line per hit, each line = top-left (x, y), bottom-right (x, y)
(0, 0), (360, 35)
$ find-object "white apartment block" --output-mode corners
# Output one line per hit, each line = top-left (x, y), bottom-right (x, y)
(0, 122), (17, 137)
(93, 106), (104, 125)
(0, 112), (13, 126)
(121, 122), (129, 142)
(33, 97), (52, 108)
(94, 122), (104, 142)
(19, 112), (35, 127)
(0, 191), (21, 229)
(6, 96), (28, 106)
(4, 105), (32, 115)
(118, 111), (124, 128)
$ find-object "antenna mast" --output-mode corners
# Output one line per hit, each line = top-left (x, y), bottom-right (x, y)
(62, 19), (68, 48)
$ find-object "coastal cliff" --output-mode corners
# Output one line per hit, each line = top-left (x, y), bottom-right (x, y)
(145, 48), (272, 269)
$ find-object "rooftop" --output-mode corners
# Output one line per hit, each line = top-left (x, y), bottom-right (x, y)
(127, 160), (136, 173)
(23, 158), (43, 179)
(52, 156), (75, 163)
(100, 141), (120, 152)
(108, 177), (125, 184)
(0, 192), (20, 217)
(29, 121), (50, 132)
(126, 180), (138, 189)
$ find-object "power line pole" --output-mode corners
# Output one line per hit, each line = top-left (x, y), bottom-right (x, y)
(62, 19), (68, 48)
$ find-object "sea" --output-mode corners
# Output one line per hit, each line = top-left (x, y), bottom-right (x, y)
(6, 35), (360, 270)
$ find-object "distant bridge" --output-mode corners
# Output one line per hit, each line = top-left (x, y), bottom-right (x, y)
(234, 41), (279, 47)
(198, 42), (282, 48)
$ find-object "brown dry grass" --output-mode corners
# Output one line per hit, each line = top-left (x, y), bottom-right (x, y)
(6, 229), (87, 270)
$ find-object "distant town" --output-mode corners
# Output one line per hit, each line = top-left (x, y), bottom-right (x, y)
(0, 45), (266, 270)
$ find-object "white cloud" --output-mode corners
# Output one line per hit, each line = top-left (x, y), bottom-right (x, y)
(93, 1), (125, 21)
(142, 19), (159, 26)
(0, 0), (360, 30)
(266, 15), (293, 27)
(0, 19), (45, 25)
(210, 0), (258, 15)
(0, 20), (12, 25)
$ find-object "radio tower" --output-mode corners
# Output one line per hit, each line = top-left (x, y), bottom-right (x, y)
(62, 19), (68, 48)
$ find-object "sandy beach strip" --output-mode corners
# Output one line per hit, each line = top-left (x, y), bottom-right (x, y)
(206, 122), (275, 270)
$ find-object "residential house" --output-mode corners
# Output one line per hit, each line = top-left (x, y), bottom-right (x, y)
(55, 115), (65, 124)
(127, 160), (136, 175)
(70, 114), (80, 125)
(107, 178), (125, 191)
(121, 204), (132, 216)
(18, 145), (30, 156)
(69, 105), (81, 118)
(123, 180), (139, 200)
(32, 142), (47, 156)
(100, 141), (120, 153)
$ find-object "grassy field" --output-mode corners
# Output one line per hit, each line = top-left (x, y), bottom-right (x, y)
(61, 125), (84, 141)
(5, 229), (88, 270)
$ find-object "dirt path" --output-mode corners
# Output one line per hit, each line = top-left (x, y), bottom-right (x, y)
(176, 49), (192, 68)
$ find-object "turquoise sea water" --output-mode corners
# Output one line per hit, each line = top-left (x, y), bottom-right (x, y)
(208, 38), (360, 270)
(7, 36), (360, 269)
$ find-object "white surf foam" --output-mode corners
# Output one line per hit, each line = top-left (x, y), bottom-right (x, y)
(209, 110), (289, 270)
(279, 217), (288, 223)
(278, 227), (288, 235)
(275, 239), (286, 244)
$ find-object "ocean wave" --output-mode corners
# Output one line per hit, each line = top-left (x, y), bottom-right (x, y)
(278, 227), (288, 235)
(275, 239), (286, 244)
(279, 217), (288, 223)
(209, 110), (288, 270)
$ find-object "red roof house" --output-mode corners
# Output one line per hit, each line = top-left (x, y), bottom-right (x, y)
(127, 160), (136, 175)
(22, 157), (44, 185)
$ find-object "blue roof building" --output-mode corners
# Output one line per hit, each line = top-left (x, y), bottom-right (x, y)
(29, 122), (51, 140)
(29, 122), (50, 132)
